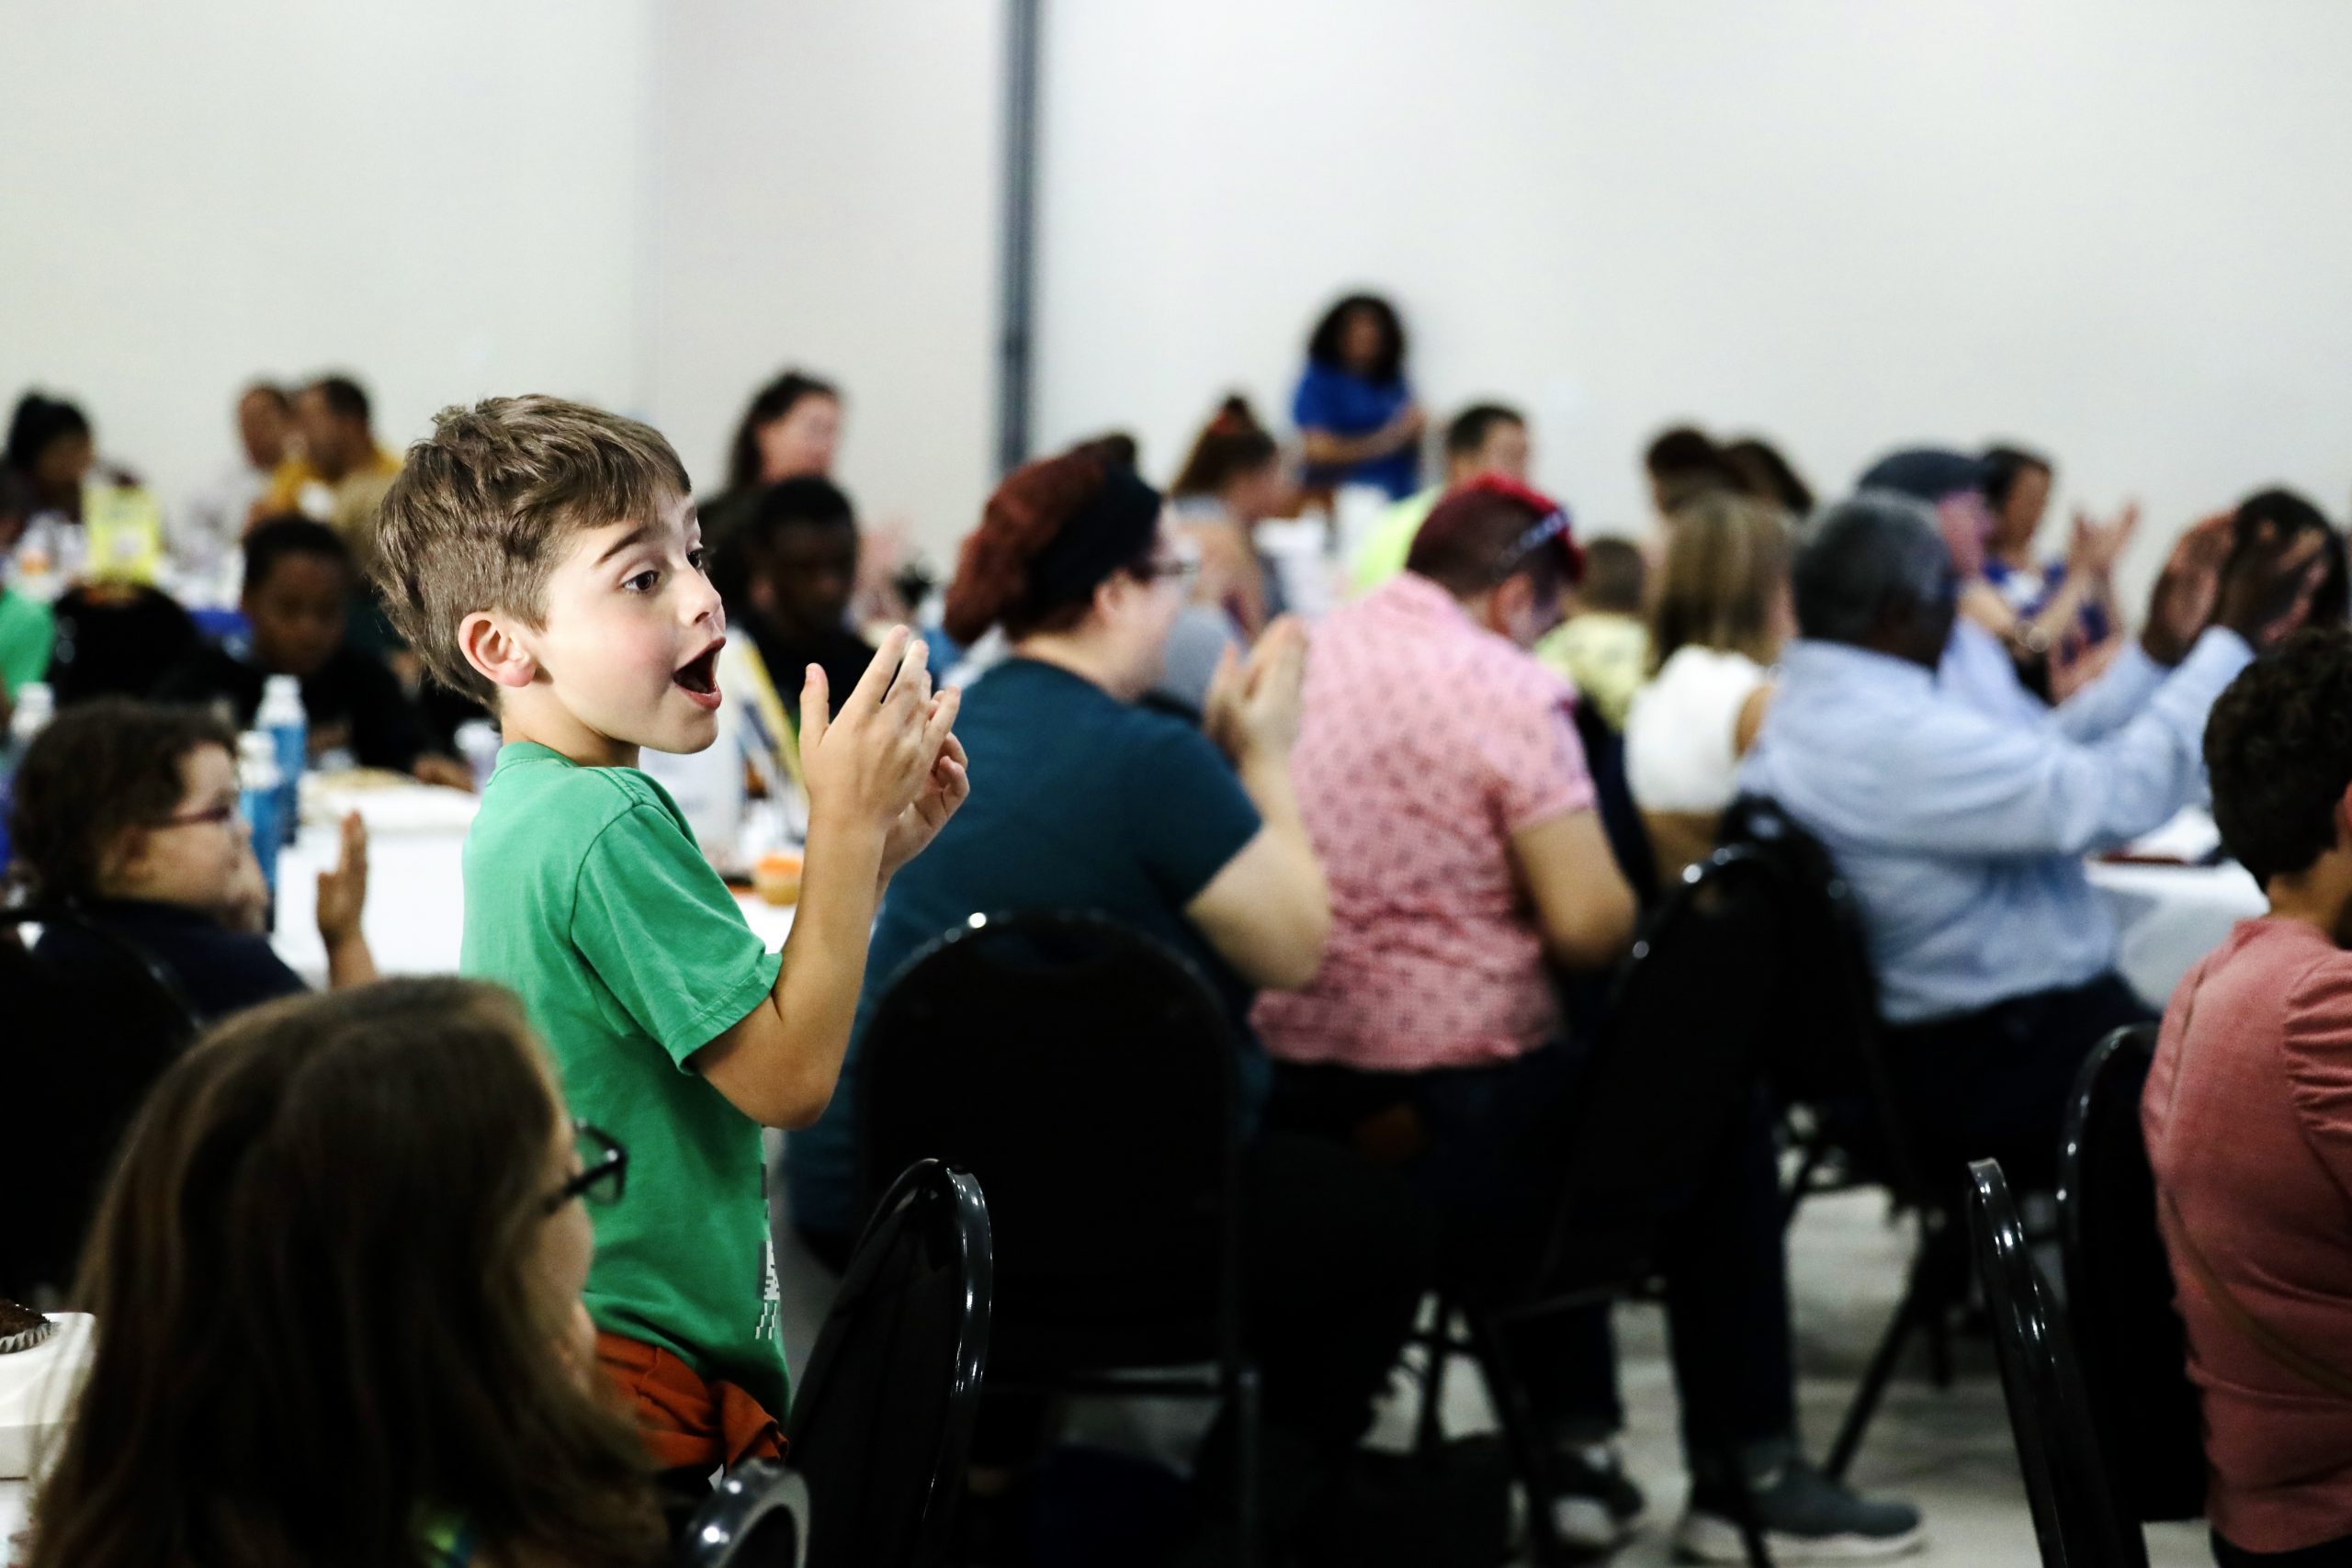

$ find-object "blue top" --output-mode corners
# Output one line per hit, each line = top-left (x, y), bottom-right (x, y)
(1293, 363), (1419, 500)
(36, 898), (306, 1023)
(784, 658), (1265, 1237)
(1739, 626), (2250, 1024)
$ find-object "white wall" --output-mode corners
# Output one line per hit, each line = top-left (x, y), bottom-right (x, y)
(0, 0), (652, 507)
(645, 0), (1005, 540)
(1034, 0), (2352, 598)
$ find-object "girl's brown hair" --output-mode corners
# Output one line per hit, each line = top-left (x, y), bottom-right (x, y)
(30, 978), (664, 1568)
(7, 698), (235, 906)
(1650, 491), (1794, 671)
(1169, 395), (1279, 500)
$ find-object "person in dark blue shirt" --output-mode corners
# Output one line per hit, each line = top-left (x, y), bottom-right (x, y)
(9, 697), (376, 1021)
(784, 441), (1440, 1562)
(1292, 292), (1423, 501)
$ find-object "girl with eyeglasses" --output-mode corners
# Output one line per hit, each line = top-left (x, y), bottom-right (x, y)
(7, 696), (376, 1020)
(24, 977), (662, 1568)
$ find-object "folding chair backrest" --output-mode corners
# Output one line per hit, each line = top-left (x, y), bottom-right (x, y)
(2058, 1027), (2205, 1523)
(786, 1160), (990, 1568)
(857, 911), (1241, 1346)
(1969, 1159), (2147, 1568)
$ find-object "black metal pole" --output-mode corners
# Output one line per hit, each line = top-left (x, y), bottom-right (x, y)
(997, 0), (1042, 475)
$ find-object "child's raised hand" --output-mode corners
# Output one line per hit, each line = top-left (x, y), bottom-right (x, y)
(314, 810), (370, 949)
(800, 627), (958, 840)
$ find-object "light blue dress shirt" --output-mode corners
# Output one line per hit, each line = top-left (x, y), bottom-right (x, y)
(1739, 626), (2251, 1023)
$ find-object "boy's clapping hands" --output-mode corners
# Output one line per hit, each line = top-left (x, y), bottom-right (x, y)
(799, 626), (969, 880)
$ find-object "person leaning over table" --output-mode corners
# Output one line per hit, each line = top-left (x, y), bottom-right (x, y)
(2147, 626), (2352, 1568)
(1738, 490), (2324, 1194)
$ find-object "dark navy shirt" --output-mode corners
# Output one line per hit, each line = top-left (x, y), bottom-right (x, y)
(36, 898), (307, 1024)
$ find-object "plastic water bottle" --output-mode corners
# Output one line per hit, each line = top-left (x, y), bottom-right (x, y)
(257, 674), (306, 847)
(238, 730), (283, 926)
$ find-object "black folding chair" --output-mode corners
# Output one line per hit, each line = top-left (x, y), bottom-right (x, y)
(674, 1460), (801, 1568)
(856, 912), (1259, 1565)
(1411, 841), (1792, 1567)
(1721, 795), (1968, 1481)
(2056, 1026), (2204, 1529)
(0, 906), (202, 1297)
(784, 1158), (991, 1568)
(1967, 1158), (2144, 1568)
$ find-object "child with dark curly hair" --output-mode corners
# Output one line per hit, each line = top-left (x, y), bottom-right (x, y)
(2148, 624), (2352, 1564)
(9, 696), (374, 1018)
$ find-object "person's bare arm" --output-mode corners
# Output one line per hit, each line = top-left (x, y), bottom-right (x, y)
(1186, 619), (1329, 990)
(1508, 809), (1638, 971)
(693, 630), (965, 1128)
(1733, 682), (1774, 757)
(1298, 404), (1423, 469)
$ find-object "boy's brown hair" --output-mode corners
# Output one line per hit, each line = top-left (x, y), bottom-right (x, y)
(371, 397), (692, 704)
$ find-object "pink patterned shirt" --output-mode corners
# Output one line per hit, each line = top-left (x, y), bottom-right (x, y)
(1255, 573), (1598, 1072)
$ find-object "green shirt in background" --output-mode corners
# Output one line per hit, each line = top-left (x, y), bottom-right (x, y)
(1346, 485), (1442, 599)
(461, 741), (788, 1416)
(1538, 612), (1652, 731)
(0, 590), (54, 698)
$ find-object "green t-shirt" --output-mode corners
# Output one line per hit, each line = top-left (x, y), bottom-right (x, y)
(461, 741), (788, 1416)
(1346, 484), (1442, 600)
(0, 589), (54, 698)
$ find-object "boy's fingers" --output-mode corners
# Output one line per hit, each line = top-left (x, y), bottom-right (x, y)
(887, 632), (932, 715)
(919, 687), (962, 757)
(842, 626), (912, 716)
(800, 664), (831, 750)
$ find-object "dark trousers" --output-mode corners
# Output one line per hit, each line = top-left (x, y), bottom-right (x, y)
(797, 1131), (1429, 1460)
(2215, 1532), (2352, 1567)
(1882, 971), (2154, 1195)
(1270, 1044), (1795, 1464)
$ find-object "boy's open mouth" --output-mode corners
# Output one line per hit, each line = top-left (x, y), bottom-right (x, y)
(673, 639), (724, 706)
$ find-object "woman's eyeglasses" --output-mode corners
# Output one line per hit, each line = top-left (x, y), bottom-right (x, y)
(1138, 555), (1203, 586)
(546, 1120), (628, 1213)
(154, 801), (241, 829)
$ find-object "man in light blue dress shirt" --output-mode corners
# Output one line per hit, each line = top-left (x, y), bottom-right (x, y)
(1740, 491), (2320, 1190)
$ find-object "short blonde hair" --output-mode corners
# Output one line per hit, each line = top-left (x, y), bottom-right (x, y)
(1650, 491), (1793, 671)
(371, 397), (690, 704)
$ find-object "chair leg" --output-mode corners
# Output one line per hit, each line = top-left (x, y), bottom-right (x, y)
(1231, 1364), (1261, 1568)
(1826, 1215), (1959, 1481)
(1730, 1480), (1778, 1568)
(1413, 1303), (1453, 1457)
(1467, 1313), (1575, 1568)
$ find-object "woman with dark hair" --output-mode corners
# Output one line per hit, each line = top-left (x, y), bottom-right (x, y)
(1159, 396), (1293, 709)
(724, 369), (841, 492)
(1721, 435), (1815, 517)
(26, 977), (668, 1568)
(5, 392), (101, 586)
(1292, 293), (1422, 501)
(783, 443), (1440, 1562)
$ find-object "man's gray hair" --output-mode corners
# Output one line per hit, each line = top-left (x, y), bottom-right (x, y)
(1792, 491), (1955, 645)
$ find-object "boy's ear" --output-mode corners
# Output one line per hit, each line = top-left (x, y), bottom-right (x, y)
(459, 610), (540, 692)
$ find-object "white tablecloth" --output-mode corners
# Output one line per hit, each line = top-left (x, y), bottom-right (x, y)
(2, 1479), (27, 1566)
(2086, 856), (2264, 1008)
(268, 799), (796, 983)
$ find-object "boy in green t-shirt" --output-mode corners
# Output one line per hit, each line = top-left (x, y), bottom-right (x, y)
(370, 397), (967, 1481)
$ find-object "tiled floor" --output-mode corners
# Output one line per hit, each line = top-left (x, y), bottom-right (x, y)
(769, 1139), (2206, 1567)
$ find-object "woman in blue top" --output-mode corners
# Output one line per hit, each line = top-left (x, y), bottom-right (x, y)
(784, 440), (1441, 1562)
(1292, 292), (1424, 501)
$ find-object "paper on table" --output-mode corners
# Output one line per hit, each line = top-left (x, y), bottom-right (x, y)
(300, 775), (480, 835)
(2112, 809), (2222, 866)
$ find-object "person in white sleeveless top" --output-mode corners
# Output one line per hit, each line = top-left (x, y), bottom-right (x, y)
(1624, 492), (1796, 880)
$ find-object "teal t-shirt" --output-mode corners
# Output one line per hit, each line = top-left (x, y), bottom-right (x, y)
(461, 742), (788, 1416)
(783, 658), (1265, 1236)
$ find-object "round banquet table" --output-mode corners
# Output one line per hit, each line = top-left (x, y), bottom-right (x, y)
(269, 785), (796, 984)
(2085, 855), (2265, 1010)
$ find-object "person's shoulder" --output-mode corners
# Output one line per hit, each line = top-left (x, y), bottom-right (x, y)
(472, 751), (654, 859)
